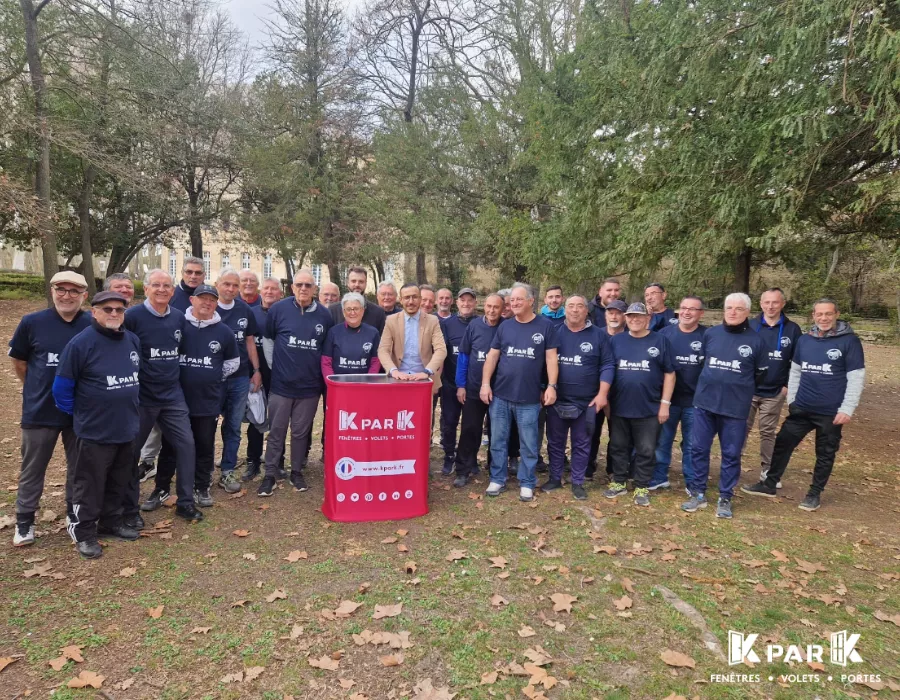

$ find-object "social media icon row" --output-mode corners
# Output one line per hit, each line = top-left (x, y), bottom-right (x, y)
(336, 490), (415, 503)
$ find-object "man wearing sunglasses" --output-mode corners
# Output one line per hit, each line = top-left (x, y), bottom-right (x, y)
(171, 256), (206, 312)
(8, 271), (91, 547)
(258, 269), (334, 497)
(52, 291), (142, 558)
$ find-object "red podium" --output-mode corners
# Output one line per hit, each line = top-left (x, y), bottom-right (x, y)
(322, 375), (432, 522)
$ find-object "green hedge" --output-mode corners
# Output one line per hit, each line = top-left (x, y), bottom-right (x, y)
(0, 272), (45, 297)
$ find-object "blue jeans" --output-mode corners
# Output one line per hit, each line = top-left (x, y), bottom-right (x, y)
(689, 407), (746, 499)
(220, 374), (250, 475)
(488, 398), (540, 489)
(651, 405), (695, 487)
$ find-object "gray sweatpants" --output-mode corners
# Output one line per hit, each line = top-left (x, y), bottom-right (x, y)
(17, 426), (78, 517)
(265, 393), (319, 478)
(139, 425), (162, 463)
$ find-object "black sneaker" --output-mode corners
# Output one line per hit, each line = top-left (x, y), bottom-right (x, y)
(257, 476), (276, 497)
(276, 468), (288, 481)
(123, 514), (144, 530)
(139, 461), (157, 482)
(77, 539), (103, 559)
(453, 474), (470, 488)
(241, 461), (261, 482)
(571, 484), (587, 501)
(740, 482), (777, 498)
(175, 504), (204, 521)
(194, 488), (213, 507)
(441, 456), (455, 476)
(798, 493), (821, 512)
(540, 479), (563, 492)
(97, 524), (140, 541)
(290, 471), (308, 492)
(536, 458), (548, 474)
(140, 487), (169, 512)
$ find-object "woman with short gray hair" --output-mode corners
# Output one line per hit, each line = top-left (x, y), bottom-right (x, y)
(321, 293), (382, 378)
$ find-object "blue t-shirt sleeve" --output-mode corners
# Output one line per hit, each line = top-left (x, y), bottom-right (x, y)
(322, 329), (335, 357)
(598, 335), (615, 386)
(8, 317), (33, 361)
(247, 308), (259, 337)
(846, 335), (865, 371)
(225, 331), (239, 361)
(545, 323), (560, 350)
(55, 338), (81, 380)
(265, 305), (277, 340)
(52, 376), (75, 414)
(660, 335), (676, 373)
(456, 353), (469, 387)
(490, 325), (503, 351)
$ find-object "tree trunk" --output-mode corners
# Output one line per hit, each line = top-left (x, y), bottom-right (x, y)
(78, 163), (97, 296)
(514, 264), (528, 282)
(19, 0), (59, 301)
(415, 251), (427, 284)
(189, 196), (203, 257)
(734, 245), (752, 294)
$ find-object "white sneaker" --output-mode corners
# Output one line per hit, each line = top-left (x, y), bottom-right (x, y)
(13, 523), (35, 547)
(760, 470), (783, 489)
(485, 482), (506, 497)
(648, 480), (670, 491)
(519, 487), (534, 502)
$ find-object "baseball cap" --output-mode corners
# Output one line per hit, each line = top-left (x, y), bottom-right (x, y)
(606, 300), (627, 313)
(50, 271), (88, 288)
(91, 291), (128, 306)
(624, 302), (649, 315)
(457, 287), (476, 299)
(193, 284), (219, 299)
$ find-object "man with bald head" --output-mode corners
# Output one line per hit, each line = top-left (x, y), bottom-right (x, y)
(257, 269), (334, 497)
(318, 281), (340, 307)
(123, 269), (202, 525)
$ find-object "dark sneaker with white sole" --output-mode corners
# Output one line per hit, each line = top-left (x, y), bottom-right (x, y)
(541, 479), (563, 492)
(194, 488), (214, 507)
(740, 482), (777, 498)
(798, 493), (821, 511)
(716, 498), (733, 519)
(290, 472), (308, 492)
(13, 520), (35, 547)
(257, 477), (276, 497)
(140, 488), (169, 512)
(571, 484), (587, 500)
(241, 461), (261, 482)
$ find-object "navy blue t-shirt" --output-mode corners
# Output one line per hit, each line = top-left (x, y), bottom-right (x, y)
(793, 331), (865, 416)
(124, 303), (186, 406)
(171, 282), (195, 313)
(441, 315), (475, 389)
(660, 324), (707, 408)
(650, 307), (677, 332)
(458, 317), (501, 397)
(609, 331), (676, 418)
(322, 322), (380, 374)
(179, 321), (239, 416)
(251, 304), (271, 374)
(265, 298), (334, 398)
(555, 323), (615, 407)
(753, 314), (802, 397)
(693, 325), (768, 420)
(56, 325), (142, 443)
(8, 308), (91, 427)
(218, 298), (258, 376)
(490, 315), (559, 404)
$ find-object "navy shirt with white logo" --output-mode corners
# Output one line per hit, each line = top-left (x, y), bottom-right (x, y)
(609, 331), (676, 418)
(171, 282), (195, 313)
(490, 315), (559, 404)
(650, 307), (677, 332)
(441, 315), (475, 389)
(323, 322), (380, 374)
(793, 332), (865, 416)
(753, 314), (802, 397)
(56, 325), (142, 442)
(179, 322), (239, 416)
(693, 325), (768, 420)
(458, 317), (501, 397)
(8, 308), (91, 427)
(265, 298), (334, 398)
(251, 304), (271, 374)
(124, 303), (186, 406)
(555, 323), (615, 407)
(218, 298), (258, 376)
(660, 324), (707, 407)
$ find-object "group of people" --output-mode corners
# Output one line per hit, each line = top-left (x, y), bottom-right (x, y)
(8, 263), (865, 558)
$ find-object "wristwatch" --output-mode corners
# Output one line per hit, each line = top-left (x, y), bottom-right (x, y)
(661, 399), (672, 405)
(547, 383), (558, 389)
(424, 368), (434, 377)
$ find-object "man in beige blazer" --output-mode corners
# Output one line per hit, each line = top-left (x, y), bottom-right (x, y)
(378, 283), (447, 395)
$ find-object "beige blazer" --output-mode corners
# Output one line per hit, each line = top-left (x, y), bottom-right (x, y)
(377, 311), (448, 394)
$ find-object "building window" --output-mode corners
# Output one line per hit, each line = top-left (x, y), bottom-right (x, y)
(168, 250), (177, 277)
(242, 252), (251, 270)
(221, 251), (230, 269)
(202, 251), (211, 282)
(263, 254), (272, 278)
(312, 264), (322, 286)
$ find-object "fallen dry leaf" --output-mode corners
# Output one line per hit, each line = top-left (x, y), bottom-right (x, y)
(230, 600), (248, 608)
(244, 666), (265, 682)
(290, 624), (304, 639)
(518, 625), (537, 638)
(60, 645), (84, 663)
(339, 678), (356, 689)
(23, 562), (53, 578)
(116, 678), (135, 691)
(874, 610), (900, 627)
(49, 655), (70, 671)
(118, 567), (137, 578)
(795, 559), (827, 575)
(373, 602), (403, 619)
(489, 556), (507, 569)
(232, 529), (251, 537)
(613, 595), (633, 611)
(284, 550), (308, 562)
(550, 592), (577, 613)
(190, 626), (212, 634)
(0, 657), (21, 673)
(770, 549), (790, 562)
(480, 670), (498, 685)
(621, 577), (635, 594)
(334, 600), (363, 617)
(147, 605), (164, 619)
(445, 549), (467, 562)
(497, 571), (511, 579)
(593, 545), (617, 555)
(381, 536), (398, 544)
(405, 561), (418, 574)
(309, 655), (340, 671)
(396, 528), (409, 537)
(412, 677), (456, 700)
(220, 671), (243, 683)
(265, 589), (287, 603)
(67, 670), (105, 689)
(490, 594), (509, 608)
(379, 653), (405, 666)
(660, 649), (696, 668)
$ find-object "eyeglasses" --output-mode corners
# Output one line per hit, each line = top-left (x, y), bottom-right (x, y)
(52, 286), (84, 297)
(344, 307), (362, 313)
(98, 306), (126, 315)
(295, 282), (314, 288)
(148, 283), (173, 290)
(679, 307), (703, 312)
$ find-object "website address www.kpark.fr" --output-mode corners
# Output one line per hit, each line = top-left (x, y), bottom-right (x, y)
(709, 672), (883, 685)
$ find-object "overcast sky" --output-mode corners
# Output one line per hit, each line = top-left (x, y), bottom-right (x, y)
(226, 0), (365, 45)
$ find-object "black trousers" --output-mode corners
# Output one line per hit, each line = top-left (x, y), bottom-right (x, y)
(68, 439), (134, 543)
(440, 383), (463, 458)
(588, 411), (611, 476)
(608, 415), (660, 489)
(765, 407), (843, 495)
(455, 396), (488, 477)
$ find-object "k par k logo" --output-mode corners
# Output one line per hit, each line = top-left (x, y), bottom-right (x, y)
(728, 630), (863, 667)
(338, 410), (416, 431)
